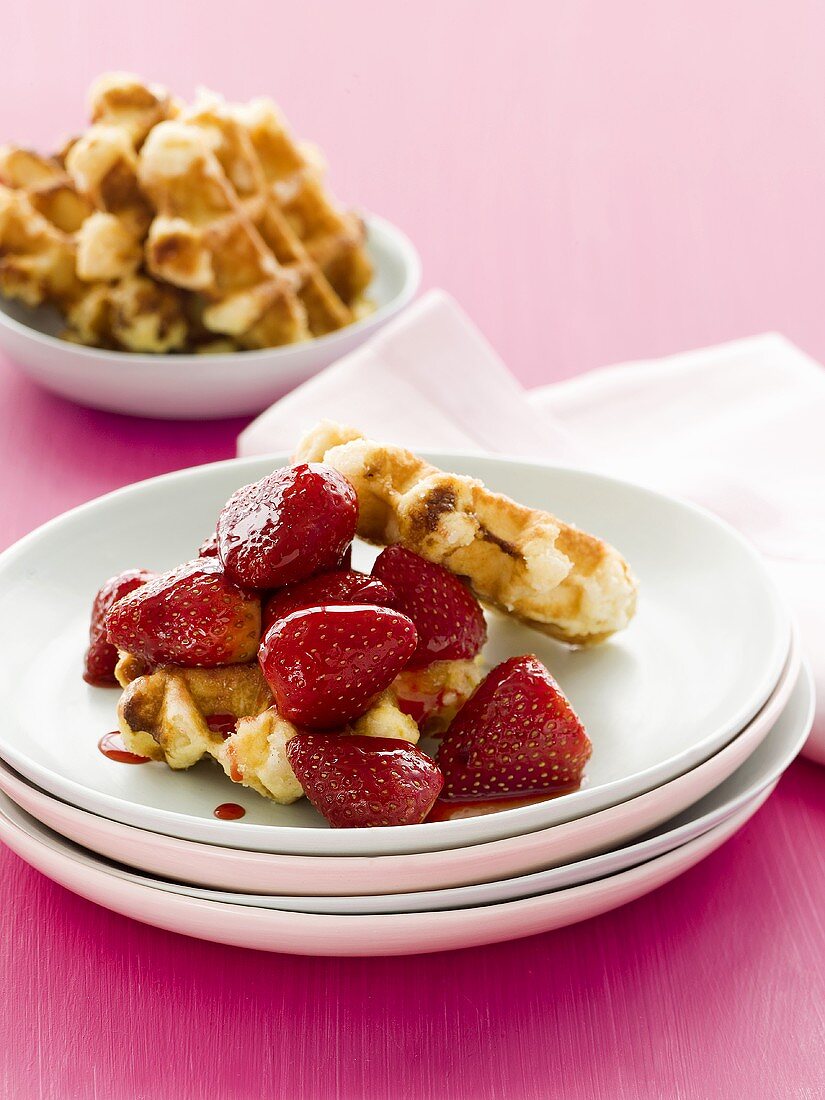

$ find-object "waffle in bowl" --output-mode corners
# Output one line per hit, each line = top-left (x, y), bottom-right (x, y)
(0, 73), (373, 353)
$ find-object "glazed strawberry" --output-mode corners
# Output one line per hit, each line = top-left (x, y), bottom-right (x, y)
(436, 655), (591, 801)
(372, 546), (487, 667)
(106, 558), (261, 667)
(217, 463), (358, 589)
(286, 734), (443, 827)
(83, 568), (155, 685)
(198, 532), (219, 558)
(259, 605), (417, 729)
(262, 569), (394, 633)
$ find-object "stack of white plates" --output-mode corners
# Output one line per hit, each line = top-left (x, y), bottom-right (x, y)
(0, 455), (811, 956)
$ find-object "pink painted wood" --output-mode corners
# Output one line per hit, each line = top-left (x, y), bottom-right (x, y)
(1, 2), (824, 1095)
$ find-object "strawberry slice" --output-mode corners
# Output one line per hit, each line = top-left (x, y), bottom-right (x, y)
(436, 655), (591, 802)
(262, 569), (394, 633)
(286, 734), (443, 827)
(259, 605), (417, 729)
(106, 558), (261, 667)
(371, 546), (487, 667)
(217, 463), (358, 589)
(83, 568), (155, 685)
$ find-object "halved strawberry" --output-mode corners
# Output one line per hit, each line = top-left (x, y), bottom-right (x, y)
(371, 546), (487, 667)
(262, 569), (394, 633)
(83, 568), (155, 685)
(259, 605), (417, 729)
(436, 655), (591, 802)
(217, 463), (358, 590)
(286, 734), (443, 827)
(106, 558), (261, 667)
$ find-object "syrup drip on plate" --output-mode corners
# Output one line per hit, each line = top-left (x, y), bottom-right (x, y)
(98, 731), (151, 765)
(427, 782), (582, 822)
(214, 803), (246, 821)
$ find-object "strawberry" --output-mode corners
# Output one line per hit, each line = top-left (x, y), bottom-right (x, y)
(286, 734), (443, 827)
(106, 558), (261, 667)
(436, 655), (591, 802)
(371, 546), (487, 667)
(259, 605), (417, 729)
(217, 463), (358, 590)
(198, 532), (219, 558)
(262, 569), (394, 633)
(83, 568), (155, 685)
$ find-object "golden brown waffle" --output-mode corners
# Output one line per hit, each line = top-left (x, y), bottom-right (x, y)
(0, 74), (371, 353)
(115, 659), (427, 805)
(186, 94), (354, 337)
(138, 120), (308, 350)
(0, 185), (82, 307)
(236, 98), (373, 308)
(295, 423), (639, 646)
(87, 72), (177, 148)
(0, 146), (94, 234)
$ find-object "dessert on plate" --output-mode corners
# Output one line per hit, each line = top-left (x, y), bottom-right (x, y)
(0, 73), (372, 352)
(85, 425), (638, 827)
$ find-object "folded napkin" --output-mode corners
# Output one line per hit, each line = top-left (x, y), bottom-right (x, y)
(239, 291), (824, 763)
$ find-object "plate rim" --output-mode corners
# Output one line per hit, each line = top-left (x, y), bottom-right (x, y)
(10, 661), (809, 915)
(0, 451), (793, 855)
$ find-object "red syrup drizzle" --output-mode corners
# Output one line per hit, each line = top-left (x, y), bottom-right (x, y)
(206, 714), (237, 739)
(427, 782), (583, 822)
(98, 731), (151, 765)
(214, 802), (246, 820)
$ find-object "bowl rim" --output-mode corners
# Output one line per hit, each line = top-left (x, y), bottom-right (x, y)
(0, 213), (421, 367)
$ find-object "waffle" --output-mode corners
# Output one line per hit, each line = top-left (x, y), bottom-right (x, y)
(0, 73), (372, 353)
(295, 423), (638, 646)
(0, 185), (82, 307)
(115, 659), (427, 806)
(185, 94), (354, 336)
(235, 98), (372, 309)
(0, 146), (94, 233)
(138, 120), (308, 350)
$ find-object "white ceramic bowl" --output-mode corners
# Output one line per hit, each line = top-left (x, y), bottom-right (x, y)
(5, 662), (808, 916)
(0, 215), (420, 419)
(0, 642), (800, 896)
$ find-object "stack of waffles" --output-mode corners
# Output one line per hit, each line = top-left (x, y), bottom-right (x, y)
(0, 73), (372, 353)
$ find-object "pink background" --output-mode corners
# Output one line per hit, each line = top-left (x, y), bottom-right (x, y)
(1, 2), (824, 1096)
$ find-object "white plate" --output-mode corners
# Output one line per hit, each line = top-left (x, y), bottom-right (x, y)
(0, 453), (791, 854)
(0, 792), (772, 956)
(5, 663), (808, 915)
(0, 215), (420, 419)
(0, 639), (800, 895)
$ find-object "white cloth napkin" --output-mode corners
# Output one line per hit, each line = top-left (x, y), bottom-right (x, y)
(239, 290), (824, 763)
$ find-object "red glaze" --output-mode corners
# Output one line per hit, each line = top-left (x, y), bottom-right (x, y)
(98, 731), (151, 765)
(206, 713), (237, 738)
(198, 532), (219, 558)
(106, 558), (261, 668)
(83, 569), (155, 685)
(213, 802), (245, 820)
(259, 604), (417, 730)
(287, 734), (444, 828)
(262, 569), (394, 633)
(217, 463), (358, 590)
(436, 655), (591, 802)
(372, 546), (487, 667)
(427, 785), (581, 821)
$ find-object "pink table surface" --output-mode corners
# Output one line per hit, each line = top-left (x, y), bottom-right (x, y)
(2, 2), (825, 1097)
